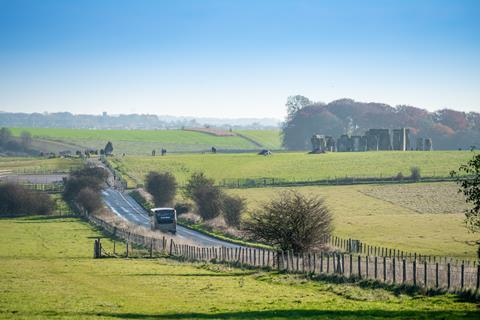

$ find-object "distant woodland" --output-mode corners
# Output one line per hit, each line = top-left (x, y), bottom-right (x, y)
(282, 96), (480, 150)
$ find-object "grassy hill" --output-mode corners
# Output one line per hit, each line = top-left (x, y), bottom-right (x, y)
(0, 216), (477, 319)
(10, 127), (280, 154)
(235, 129), (283, 149)
(112, 151), (473, 186)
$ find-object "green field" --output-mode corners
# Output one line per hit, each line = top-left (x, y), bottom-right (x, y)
(227, 183), (478, 259)
(236, 130), (283, 149)
(10, 127), (280, 154)
(0, 157), (82, 173)
(112, 151), (473, 186)
(0, 216), (477, 319)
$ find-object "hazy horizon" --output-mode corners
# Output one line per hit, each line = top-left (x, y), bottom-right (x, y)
(1, 0), (479, 118)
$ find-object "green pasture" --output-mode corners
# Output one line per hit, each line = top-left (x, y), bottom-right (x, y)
(112, 150), (473, 186)
(228, 183), (478, 259)
(10, 127), (277, 154)
(0, 216), (477, 319)
(235, 129), (283, 149)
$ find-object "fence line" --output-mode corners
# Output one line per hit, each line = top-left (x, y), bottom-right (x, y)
(87, 214), (480, 292)
(325, 235), (478, 266)
(219, 175), (460, 189)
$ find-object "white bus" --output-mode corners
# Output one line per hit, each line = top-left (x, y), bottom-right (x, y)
(150, 207), (177, 234)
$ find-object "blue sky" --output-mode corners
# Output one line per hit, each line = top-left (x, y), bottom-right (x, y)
(0, 0), (479, 118)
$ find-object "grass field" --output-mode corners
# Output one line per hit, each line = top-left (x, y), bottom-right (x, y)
(112, 151), (474, 186)
(227, 182), (478, 259)
(0, 216), (478, 319)
(0, 157), (82, 173)
(236, 130), (283, 149)
(10, 127), (280, 154)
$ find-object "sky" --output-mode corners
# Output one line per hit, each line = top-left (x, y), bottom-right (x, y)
(0, 0), (479, 119)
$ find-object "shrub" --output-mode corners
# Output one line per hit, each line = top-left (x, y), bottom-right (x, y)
(243, 191), (332, 252)
(76, 187), (103, 213)
(63, 166), (108, 207)
(395, 172), (404, 181)
(410, 167), (421, 181)
(222, 194), (246, 227)
(174, 201), (192, 215)
(184, 172), (223, 220)
(145, 171), (177, 207)
(0, 183), (54, 216)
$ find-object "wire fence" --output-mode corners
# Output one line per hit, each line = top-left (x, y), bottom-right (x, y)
(218, 175), (460, 189)
(87, 214), (480, 292)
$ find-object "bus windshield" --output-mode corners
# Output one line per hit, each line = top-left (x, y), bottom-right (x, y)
(154, 209), (175, 224)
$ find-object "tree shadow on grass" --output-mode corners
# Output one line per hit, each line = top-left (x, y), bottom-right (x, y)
(89, 309), (479, 319)
(128, 272), (255, 277)
(10, 215), (80, 223)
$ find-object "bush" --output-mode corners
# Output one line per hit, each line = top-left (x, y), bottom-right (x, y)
(243, 191), (332, 252)
(145, 171), (177, 207)
(184, 172), (223, 220)
(410, 167), (421, 181)
(76, 187), (103, 213)
(0, 183), (54, 216)
(174, 201), (192, 215)
(395, 172), (404, 181)
(222, 194), (246, 227)
(63, 166), (108, 201)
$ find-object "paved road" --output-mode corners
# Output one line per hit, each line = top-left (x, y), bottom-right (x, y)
(102, 188), (241, 248)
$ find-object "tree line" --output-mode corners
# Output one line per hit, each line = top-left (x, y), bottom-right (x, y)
(282, 96), (480, 150)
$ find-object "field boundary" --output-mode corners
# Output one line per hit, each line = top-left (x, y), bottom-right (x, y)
(86, 212), (480, 293)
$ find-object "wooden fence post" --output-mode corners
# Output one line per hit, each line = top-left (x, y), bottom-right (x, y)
(327, 254), (330, 273)
(366, 256), (369, 279)
(477, 265), (480, 291)
(357, 256), (361, 278)
(435, 262), (439, 288)
(447, 263), (451, 290)
(349, 254), (352, 276)
(383, 257), (387, 282)
(402, 259), (406, 283)
(424, 261), (427, 287)
(126, 241), (129, 258)
(374, 256), (378, 279)
(392, 258), (396, 283)
(461, 263), (464, 289)
(413, 260), (417, 286)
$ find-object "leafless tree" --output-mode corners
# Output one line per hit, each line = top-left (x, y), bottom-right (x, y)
(243, 191), (332, 252)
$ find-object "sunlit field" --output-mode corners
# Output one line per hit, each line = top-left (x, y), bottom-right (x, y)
(112, 151), (473, 186)
(0, 216), (477, 319)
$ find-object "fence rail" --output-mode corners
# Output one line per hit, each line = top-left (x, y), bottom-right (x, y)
(87, 214), (480, 292)
(326, 235), (478, 266)
(219, 175), (460, 189)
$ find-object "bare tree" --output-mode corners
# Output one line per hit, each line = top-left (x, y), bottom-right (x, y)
(243, 191), (332, 252)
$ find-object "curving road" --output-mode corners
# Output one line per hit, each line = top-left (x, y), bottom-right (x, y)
(101, 188), (241, 248)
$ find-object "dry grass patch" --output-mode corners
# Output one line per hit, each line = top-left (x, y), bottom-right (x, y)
(361, 182), (468, 214)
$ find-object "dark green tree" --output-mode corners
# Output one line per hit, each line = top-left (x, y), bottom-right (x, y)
(184, 172), (223, 220)
(145, 171), (177, 207)
(104, 141), (113, 155)
(451, 153), (480, 258)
